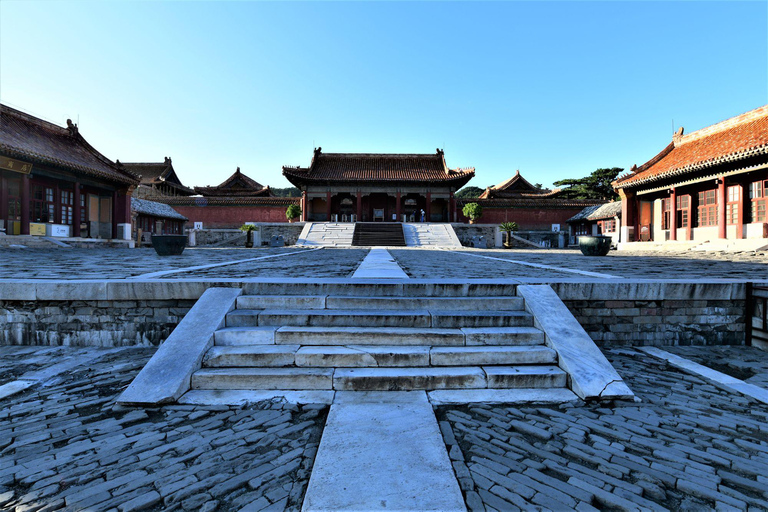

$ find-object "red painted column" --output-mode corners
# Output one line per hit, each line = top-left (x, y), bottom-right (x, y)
(395, 191), (401, 222)
(20, 175), (30, 235)
(669, 188), (677, 241)
(449, 191), (455, 222)
(356, 191), (362, 221)
(73, 183), (81, 237)
(737, 183), (744, 239)
(301, 191), (307, 222)
(326, 191), (332, 221)
(425, 192), (431, 222)
(718, 177), (726, 239)
(0, 174), (7, 229)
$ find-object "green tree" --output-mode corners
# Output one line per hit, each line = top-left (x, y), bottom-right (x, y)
(455, 186), (484, 199)
(271, 187), (301, 197)
(462, 202), (483, 222)
(553, 168), (623, 201)
(286, 204), (302, 220)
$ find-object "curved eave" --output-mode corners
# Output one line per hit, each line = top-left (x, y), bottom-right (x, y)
(0, 143), (140, 186)
(615, 144), (768, 190)
(282, 170), (475, 189)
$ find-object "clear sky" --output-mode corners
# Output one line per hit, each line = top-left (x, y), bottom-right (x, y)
(1, 1), (766, 190)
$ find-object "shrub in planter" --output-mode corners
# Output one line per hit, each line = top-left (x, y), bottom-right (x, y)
(286, 204), (302, 223)
(462, 203), (483, 224)
(239, 224), (257, 248)
(499, 221), (519, 248)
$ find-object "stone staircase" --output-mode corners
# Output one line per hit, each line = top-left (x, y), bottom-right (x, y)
(187, 285), (567, 394)
(403, 223), (462, 248)
(296, 222), (355, 247)
(352, 223), (406, 247)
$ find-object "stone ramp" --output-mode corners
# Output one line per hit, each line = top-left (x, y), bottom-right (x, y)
(403, 222), (462, 248)
(296, 222), (355, 247)
(302, 391), (465, 512)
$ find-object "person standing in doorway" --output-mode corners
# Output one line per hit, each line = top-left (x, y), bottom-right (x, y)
(420, 209), (425, 223)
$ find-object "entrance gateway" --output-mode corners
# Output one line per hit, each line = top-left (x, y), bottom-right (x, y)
(282, 148), (474, 223)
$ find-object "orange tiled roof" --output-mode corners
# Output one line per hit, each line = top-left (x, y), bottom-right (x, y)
(282, 148), (475, 187)
(615, 105), (768, 189)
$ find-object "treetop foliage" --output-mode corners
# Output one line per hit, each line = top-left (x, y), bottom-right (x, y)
(553, 168), (623, 201)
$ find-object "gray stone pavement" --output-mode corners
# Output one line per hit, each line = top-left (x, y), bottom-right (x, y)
(0, 347), (327, 512)
(391, 248), (768, 280)
(4, 245), (768, 280)
(439, 347), (768, 512)
(1, 247), (316, 279)
(665, 345), (768, 389)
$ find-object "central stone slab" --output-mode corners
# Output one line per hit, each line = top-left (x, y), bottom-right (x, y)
(302, 391), (465, 511)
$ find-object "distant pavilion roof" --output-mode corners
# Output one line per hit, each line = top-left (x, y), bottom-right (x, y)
(123, 157), (195, 195)
(282, 148), (475, 188)
(614, 105), (768, 190)
(194, 167), (273, 197)
(479, 170), (561, 199)
(0, 104), (140, 186)
(567, 202), (622, 223)
(131, 197), (188, 221)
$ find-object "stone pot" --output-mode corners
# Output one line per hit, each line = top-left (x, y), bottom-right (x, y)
(245, 230), (254, 248)
(578, 235), (612, 256)
(151, 235), (187, 256)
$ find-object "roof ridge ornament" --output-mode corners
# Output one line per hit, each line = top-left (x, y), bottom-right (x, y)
(66, 119), (78, 135)
(672, 126), (685, 145)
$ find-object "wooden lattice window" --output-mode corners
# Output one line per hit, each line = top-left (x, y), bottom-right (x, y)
(726, 185), (740, 225)
(697, 190), (718, 227)
(676, 195), (690, 228)
(750, 180), (767, 223)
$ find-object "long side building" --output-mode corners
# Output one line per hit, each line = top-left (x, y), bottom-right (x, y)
(614, 105), (768, 245)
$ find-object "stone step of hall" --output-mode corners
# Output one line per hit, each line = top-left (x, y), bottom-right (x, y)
(213, 326), (546, 346)
(202, 345), (557, 368)
(225, 309), (535, 329)
(352, 222), (406, 247)
(239, 281), (520, 297)
(235, 295), (526, 311)
(190, 365), (567, 391)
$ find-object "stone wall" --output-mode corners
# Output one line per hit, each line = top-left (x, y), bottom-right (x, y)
(0, 299), (195, 347)
(551, 282), (746, 347)
(451, 224), (499, 247)
(260, 223), (304, 246)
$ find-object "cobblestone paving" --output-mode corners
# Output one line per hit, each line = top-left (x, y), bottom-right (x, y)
(392, 248), (768, 280)
(438, 348), (768, 511)
(0, 347), (327, 512)
(665, 345), (768, 389)
(1, 247), (312, 279)
(165, 249), (368, 279)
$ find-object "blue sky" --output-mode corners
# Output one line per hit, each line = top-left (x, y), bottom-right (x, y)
(1, 1), (766, 190)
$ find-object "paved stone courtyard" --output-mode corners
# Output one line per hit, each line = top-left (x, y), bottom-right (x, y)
(5, 246), (768, 280)
(0, 348), (326, 512)
(439, 348), (768, 511)
(1, 346), (767, 511)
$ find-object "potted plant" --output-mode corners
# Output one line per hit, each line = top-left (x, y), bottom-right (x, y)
(500, 221), (519, 248)
(286, 204), (302, 223)
(462, 203), (483, 224)
(239, 224), (257, 248)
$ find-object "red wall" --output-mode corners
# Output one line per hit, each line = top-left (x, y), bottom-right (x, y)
(457, 207), (586, 230)
(172, 205), (289, 228)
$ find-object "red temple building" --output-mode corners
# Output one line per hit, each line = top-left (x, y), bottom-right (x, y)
(282, 148), (474, 222)
(463, 171), (601, 230)
(124, 157), (195, 199)
(0, 104), (139, 239)
(614, 105), (768, 246)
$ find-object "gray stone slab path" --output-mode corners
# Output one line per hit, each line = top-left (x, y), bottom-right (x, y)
(390, 248), (768, 280)
(350, 248), (409, 278)
(640, 346), (768, 405)
(303, 391), (465, 511)
(0, 347), (327, 512)
(439, 348), (768, 511)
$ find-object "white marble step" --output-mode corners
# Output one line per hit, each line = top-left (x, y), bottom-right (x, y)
(203, 345), (556, 368)
(191, 368), (333, 390)
(228, 309), (433, 328)
(214, 326), (546, 346)
(237, 295), (326, 310)
(191, 365), (566, 391)
(324, 296), (524, 311)
(275, 326), (466, 346)
(227, 309), (534, 328)
(240, 281), (520, 297)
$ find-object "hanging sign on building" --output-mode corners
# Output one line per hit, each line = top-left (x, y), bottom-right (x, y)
(0, 156), (33, 174)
